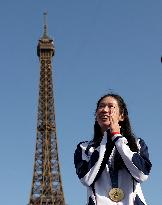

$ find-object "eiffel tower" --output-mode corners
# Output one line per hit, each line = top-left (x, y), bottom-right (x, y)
(28, 13), (66, 205)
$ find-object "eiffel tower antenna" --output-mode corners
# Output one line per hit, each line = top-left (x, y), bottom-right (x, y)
(43, 12), (48, 37)
(28, 13), (66, 205)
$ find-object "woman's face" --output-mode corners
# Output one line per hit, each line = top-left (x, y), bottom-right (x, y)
(96, 96), (123, 132)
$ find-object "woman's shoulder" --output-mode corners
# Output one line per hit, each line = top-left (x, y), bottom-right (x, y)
(74, 140), (96, 156)
(76, 140), (93, 150)
(135, 137), (149, 151)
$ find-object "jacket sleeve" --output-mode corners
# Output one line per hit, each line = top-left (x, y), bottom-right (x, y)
(112, 135), (152, 183)
(74, 134), (108, 187)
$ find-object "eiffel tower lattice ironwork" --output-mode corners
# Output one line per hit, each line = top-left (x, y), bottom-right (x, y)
(28, 13), (65, 205)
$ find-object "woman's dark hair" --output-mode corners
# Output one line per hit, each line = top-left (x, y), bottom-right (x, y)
(92, 93), (138, 170)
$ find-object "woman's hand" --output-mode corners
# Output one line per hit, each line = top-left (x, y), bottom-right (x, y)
(109, 110), (121, 133)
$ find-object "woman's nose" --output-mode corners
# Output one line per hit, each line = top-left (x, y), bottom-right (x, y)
(103, 105), (109, 112)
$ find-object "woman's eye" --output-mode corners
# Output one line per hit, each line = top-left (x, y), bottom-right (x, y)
(98, 105), (104, 109)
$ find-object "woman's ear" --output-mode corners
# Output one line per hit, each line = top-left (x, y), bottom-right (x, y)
(119, 114), (124, 122)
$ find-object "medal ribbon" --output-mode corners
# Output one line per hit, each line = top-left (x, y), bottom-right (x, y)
(106, 131), (119, 188)
(107, 151), (124, 202)
(108, 161), (118, 188)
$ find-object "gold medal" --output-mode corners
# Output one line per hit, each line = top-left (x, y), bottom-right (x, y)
(108, 188), (124, 202)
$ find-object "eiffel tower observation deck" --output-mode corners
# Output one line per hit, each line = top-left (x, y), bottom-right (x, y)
(28, 13), (66, 205)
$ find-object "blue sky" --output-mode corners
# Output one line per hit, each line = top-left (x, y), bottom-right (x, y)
(0, 1), (161, 205)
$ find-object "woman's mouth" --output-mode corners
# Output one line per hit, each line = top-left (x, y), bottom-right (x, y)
(100, 115), (109, 120)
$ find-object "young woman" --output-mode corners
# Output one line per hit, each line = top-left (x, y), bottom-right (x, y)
(74, 93), (152, 205)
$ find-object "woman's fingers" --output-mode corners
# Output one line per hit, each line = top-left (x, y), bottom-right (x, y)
(109, 112), (120, 133)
